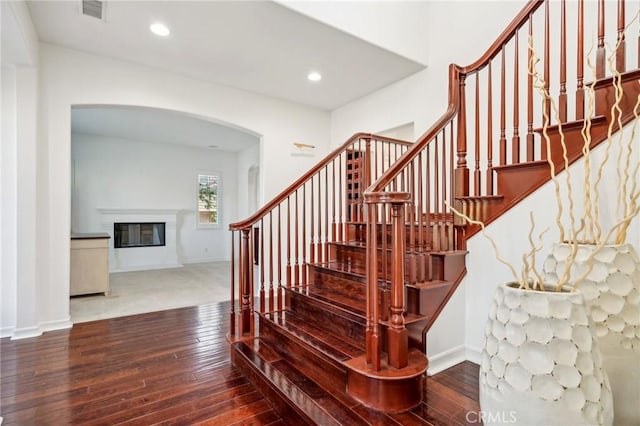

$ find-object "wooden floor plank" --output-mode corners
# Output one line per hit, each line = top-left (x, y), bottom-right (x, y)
(1, 302), (480, 425)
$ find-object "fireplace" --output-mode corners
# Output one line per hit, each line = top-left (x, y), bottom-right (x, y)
(114, 222), (166, 248)
(98, 209), (181, 272)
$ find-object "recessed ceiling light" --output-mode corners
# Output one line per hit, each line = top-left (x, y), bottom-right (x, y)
(150, 22), (170, 37)
(307, 71), (322, 82)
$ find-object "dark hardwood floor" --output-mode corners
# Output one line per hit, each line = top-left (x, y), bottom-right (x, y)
(1, 302), (480, 425)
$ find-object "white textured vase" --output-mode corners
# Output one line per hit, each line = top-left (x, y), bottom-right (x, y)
(479, 283), (613, 426)
(544, 243), (640, 426)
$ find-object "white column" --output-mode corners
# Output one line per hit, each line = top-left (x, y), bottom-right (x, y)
(11, 67), (42, 339)
(1, 66), (18, 337)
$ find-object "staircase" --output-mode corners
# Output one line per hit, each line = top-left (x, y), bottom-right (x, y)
(227, 0), (640, 423)
(228, 134), (466, 420)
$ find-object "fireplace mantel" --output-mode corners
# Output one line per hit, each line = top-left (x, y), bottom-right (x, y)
(97, 208), (181, 215)
(98, 209), (182, 272)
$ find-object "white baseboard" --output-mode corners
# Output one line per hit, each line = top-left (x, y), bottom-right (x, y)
(40, 318), (73, 333)
(0, 326), (15, 339)
(466, 344), (482, 365)
(427, 344), (482, 376)
(10, 326), (42, 340)
(110, 263), (183, 273)
(427, 345), (468, 375)
(182, 257), (228, 264)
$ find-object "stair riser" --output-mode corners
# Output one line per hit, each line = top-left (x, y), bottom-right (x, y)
(259, 317), (348, 395)
(309, 265), (367, 296)
(406, 285), (452, 317)
(287, 290), (366, 348)
(308, 266), (390, 320)
(231, 344), (314, 425)
(431, 252), (466, 282)
(348, 223), (433, 247)
(330, 244), (430, 282)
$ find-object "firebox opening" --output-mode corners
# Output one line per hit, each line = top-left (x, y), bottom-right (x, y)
(114, 222), (166, 248)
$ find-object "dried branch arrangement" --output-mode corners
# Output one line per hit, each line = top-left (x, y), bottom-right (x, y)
(447, 32), (640, 292)
(530, 29), (640, 247)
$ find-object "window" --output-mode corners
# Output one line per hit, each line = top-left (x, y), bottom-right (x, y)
(198, 173), (220, 227)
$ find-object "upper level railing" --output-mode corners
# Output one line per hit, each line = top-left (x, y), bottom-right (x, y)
(363, 0), (640, 370)
(228, 133), (412, 338)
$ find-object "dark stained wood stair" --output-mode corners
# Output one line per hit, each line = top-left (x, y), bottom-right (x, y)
(229, 210), (467, 421)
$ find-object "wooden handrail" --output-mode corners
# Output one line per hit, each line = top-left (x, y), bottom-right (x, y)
(459, 1), (544, 74)
(230, 132), (412, 231)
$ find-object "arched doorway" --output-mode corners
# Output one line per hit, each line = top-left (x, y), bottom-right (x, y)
(69, 105), (261, 322)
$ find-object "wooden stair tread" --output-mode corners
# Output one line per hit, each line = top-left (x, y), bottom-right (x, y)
(264, 311), (365, 360)
(532, 114), (607, 133)
(456, 194), (504, 201)
(380, 312), (428, 327)
(329, 240), (434, 253)
(406, 280), (450, 290)
(491, 159), (549, 172)
(234, 339), (368, 426)
(331, 240), (367, 248)
(345, 220), (452, 226)
(429, 249), (468, 257)
(311, 261), (367, 279)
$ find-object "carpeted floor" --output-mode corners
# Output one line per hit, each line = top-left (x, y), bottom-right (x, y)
(70, 261), (231, 323)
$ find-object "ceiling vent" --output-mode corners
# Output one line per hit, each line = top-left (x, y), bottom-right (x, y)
(81, 0), (104, 20)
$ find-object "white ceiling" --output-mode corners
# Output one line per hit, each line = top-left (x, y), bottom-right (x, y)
(72, 106), (260, 152)
(27, 0), (425, 110)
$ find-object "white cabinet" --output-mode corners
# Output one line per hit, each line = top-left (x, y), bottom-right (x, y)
(70, 233), (110, 296)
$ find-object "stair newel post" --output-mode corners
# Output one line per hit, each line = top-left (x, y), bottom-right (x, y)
(239, 227), (253, 336)
(455, 73), (470, 201)
(365, 202), (381, 371)
(388, 201), (408, 369)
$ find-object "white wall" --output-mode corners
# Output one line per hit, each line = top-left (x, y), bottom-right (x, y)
(278, 0), (430, 65)
(0, 39), (330, 338)
(1, 1), (47, 338)
(71, 133), (243, 264)
(330, 0), (527, 148)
